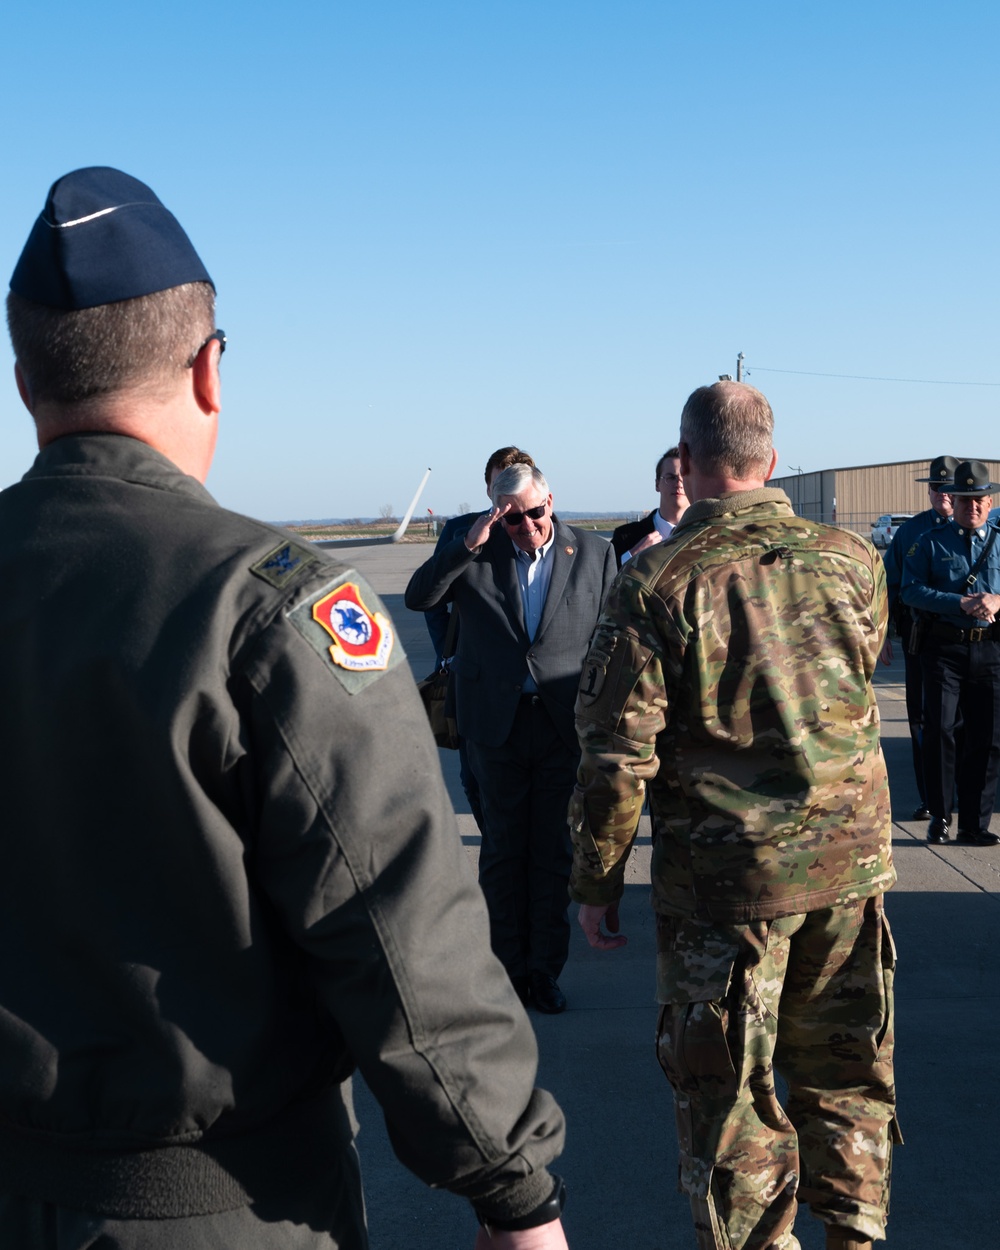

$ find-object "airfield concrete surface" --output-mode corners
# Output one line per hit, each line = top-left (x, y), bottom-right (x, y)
(334, 539), (998, 1250)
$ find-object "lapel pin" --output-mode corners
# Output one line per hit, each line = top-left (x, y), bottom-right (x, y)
(565, 546), (574, 555)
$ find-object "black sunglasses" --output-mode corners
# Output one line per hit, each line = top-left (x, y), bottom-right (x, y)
(186, 329), (227, 367)
(502, 503), (547, 527)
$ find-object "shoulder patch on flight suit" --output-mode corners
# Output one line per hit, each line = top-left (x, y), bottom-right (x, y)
(286, 571), (405, 693)
(250, 541), (321, 589)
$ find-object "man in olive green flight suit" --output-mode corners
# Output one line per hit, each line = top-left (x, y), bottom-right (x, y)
(0, 166), (568, 1250)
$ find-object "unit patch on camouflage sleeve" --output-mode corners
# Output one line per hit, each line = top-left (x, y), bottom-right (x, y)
(579, 637), (613, 705)
(286, 572), (405, 693)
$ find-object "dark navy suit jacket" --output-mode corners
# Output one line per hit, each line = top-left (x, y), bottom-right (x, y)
(610, 509), (657, 563)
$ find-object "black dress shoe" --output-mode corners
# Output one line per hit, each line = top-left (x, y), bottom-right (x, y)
(911, 806), (931, 821)
(509, 975), (532, 1006)
(927, 818), (950, 844)
(528, 972), (567, 1014)
(956, 828), (1000, 846)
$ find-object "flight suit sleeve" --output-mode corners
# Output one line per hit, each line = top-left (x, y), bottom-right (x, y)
(233, 573), (563, 1220)
(569, 567), (672, 905)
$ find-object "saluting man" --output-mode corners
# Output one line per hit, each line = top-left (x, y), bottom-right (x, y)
(406, 463), (616, 1013)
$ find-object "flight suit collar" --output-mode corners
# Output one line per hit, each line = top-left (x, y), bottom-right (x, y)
(24, 432), (217, 506)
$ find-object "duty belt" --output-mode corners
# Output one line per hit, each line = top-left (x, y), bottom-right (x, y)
(928, 619), (1000, 644)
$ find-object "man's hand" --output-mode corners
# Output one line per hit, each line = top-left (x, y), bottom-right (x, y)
(628, 530), (664, 559)
(577, 902), (627, 950)
(878, 637), (893, 665)
(960, 592), (1000, 622)
(474, 1219), (569, 1250)
(465, 504), (512, 552)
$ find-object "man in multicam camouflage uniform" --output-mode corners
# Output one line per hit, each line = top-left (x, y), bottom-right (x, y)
(569, 381), (899, 1250)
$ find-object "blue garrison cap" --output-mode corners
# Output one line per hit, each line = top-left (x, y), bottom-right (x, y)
(10, 166), (213, 310)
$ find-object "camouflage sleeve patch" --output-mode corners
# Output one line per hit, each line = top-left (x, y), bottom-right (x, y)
(576, 616), (668, 746)
(570, 607), (671, 903)
(286, 571), (406, 694)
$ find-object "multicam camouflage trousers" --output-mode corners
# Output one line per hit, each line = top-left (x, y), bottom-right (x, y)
(655, 897), (898, 1250)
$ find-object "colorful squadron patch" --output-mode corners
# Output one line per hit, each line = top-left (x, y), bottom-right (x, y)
(311, 581), (394, 672)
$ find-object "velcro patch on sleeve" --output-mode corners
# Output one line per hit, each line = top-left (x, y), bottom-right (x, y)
(286, 571), (405, 693)
(250, 541), (322, 589)
(577, 623), (651, 717)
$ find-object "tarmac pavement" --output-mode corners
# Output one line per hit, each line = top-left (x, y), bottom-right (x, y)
(338, 540), (1000, 1250)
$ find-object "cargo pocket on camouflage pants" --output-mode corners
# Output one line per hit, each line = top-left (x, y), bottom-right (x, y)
(655, 913), (801, 1250)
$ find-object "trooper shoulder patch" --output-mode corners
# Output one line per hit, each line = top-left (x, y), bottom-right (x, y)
(907, 543), (918, 558)
(250, 541), (321, 589)
(286, 571), (404, 693)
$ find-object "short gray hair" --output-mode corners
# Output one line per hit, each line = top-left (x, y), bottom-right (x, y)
(491, 463), (550, 504)
(679, 381), (773, 479)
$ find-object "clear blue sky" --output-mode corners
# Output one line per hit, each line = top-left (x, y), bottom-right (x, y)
(1, 2), (997, 521)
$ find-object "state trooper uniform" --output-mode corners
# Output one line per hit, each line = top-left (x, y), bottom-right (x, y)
(901, 459), (1000, 846)
(882, 455), (957, 819)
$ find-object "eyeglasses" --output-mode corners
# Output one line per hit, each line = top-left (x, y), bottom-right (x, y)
(186, 329), (227, 367)
(502, 503), (547, 527)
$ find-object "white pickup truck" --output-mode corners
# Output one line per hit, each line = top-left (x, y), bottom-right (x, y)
(870, 513), (914, 549)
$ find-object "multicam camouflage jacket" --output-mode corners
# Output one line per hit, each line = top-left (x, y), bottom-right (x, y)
(569, 488), (895, 922)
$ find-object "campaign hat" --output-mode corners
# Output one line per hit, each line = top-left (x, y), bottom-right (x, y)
(10, 166), (213, 310)
(915, 455), (959, 486)
(948, 460), (1000, 496)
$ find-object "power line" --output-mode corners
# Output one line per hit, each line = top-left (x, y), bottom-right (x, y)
(749, 365), (1000, 388)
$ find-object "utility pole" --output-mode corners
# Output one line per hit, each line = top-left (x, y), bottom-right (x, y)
(736, 351), (744, 382)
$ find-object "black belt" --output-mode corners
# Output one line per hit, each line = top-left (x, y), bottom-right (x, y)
(928, 620), (1000, 644)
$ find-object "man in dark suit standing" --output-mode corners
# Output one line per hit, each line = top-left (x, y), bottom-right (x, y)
(406, 464), (617, 1012)
(611, 445), (689, 564)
